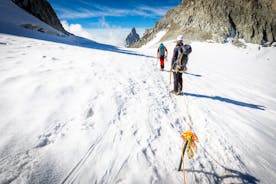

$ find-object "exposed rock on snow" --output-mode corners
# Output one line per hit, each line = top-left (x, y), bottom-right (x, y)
(21, 23), (64, 36)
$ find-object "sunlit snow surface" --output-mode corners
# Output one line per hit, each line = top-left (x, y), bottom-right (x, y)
(0, 0), (276, 183)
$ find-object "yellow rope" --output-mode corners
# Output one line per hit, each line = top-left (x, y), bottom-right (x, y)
(180, 130), (199, 184)
(179, 94), (199, 184)
(184, 94), (192, 130)
(181, 130), (199, 159)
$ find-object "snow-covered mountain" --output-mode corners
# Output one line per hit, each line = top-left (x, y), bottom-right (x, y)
(1, 0), (276, 184)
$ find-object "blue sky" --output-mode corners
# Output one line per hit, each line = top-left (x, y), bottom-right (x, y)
(48, 0), (180, 29)
(47, 0), (181, 45)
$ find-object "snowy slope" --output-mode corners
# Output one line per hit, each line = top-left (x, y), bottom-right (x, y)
(0, 0), (67, 41)
(1, 32), (276, 184)
(1, 1), (276, 184)
(0, 0), (123, 51)
(143, 39), (276, 184)
(0, 33), (183, 183)
(141, 31), (167, 49)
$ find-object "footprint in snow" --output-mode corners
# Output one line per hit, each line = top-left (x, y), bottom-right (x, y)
(5, 56), (15, 59)
(86, 107), (94, 118)
(35, 122), (66, 148)
(133, 129), (138, 136)
(35, 137), (50, 148)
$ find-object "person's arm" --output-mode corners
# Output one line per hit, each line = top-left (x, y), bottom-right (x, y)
(157, 48), (160, 58)
(171, 47), (178, 68)
(165, 47), (168, 58)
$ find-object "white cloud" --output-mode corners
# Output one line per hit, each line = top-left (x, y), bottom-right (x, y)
(57, 8), (96, 19)
(98, 17), (110, 29)
(86, 28), (145, 46)
(61, 21), (93, 40)
(56, 5), (172, 19)
(138, 6), (170, 17)
(61, 20), (145, 47)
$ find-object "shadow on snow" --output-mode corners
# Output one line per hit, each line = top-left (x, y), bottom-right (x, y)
(184, 145), (260, 184)
(162, 70), (202, 78)
(184, 72), (202, 77)
(185, 168), (260, 184)
(0, 31), (154, 59)
(182, 92), (265, 110)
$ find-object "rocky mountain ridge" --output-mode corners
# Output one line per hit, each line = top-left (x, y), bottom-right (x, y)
(12, 0), (67, 34)
(132, 0), (276, 47)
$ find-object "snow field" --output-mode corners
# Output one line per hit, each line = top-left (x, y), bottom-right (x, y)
(153, 40), (276, 183)
(0, 1), (276, 182)
(1, 32), (275, 183)
(0, 34), (189, 183)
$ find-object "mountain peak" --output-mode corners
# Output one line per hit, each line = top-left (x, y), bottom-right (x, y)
(131, 28), (137, 34)
(125, 27), (140, 47)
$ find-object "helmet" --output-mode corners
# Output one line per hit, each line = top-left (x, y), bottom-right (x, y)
(177, 35), (184, 42)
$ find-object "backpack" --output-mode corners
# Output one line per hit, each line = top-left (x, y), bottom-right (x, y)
(159, 45), (165, 57)
(173, 44), (192, 72)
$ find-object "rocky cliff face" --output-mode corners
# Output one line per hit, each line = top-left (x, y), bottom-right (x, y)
(12, 0), (67, 34)
(132, 0), (276, 47)
(125, 28), (140, 47)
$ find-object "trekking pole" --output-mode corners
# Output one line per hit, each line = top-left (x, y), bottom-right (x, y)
(178, 141), (188, 171)
(169, 68), (172, 85)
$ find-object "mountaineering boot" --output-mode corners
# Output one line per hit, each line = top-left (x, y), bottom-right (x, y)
(170, 90), (178, 95)
(177, 84), (182, 95)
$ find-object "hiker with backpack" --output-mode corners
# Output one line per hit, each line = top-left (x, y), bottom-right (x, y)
(157, 43), (168, 71)
(170, 35), (192, 95)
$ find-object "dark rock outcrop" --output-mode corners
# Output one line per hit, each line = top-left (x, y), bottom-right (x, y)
(125, 28), (140, 47)
(132, 0), (276, 47)
(12, 0), (67, 34)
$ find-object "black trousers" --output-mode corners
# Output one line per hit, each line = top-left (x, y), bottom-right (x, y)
(173, 72), (183, 92)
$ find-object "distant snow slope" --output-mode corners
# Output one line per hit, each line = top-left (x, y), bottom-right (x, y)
(141, 30), (167, 49)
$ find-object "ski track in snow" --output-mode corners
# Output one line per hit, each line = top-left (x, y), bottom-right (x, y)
(0, 33), (276, 184)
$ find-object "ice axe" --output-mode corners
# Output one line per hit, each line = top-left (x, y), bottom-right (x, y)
(178, 141), (188, 171)
(169, 70), (171, 84)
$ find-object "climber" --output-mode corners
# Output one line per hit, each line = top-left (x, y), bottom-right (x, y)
(170, 35), (192, 95)
(157, 43), (168, 71)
